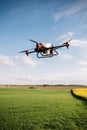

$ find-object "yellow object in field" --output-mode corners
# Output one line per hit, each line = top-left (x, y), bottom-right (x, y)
(73, 88), (87, 99)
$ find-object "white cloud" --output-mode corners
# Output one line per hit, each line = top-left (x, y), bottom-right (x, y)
(0, 55), (15, 68)
(57, 32), (74, 41)
(12, 75), (62, 85)
(79, 61), (87, 66)
(59, 53), (72, 60)
(14, 76), (39, 84)
(0, 55), (39, 84)
(21, 69), (87, 85)
(15, 56), (36, 67)
(53, 0), (87, 22)
(1, 64), (87, 85)
(71, 39), (87, 47)
(0, 53), (87, 85)
(0, 55), (37, 70)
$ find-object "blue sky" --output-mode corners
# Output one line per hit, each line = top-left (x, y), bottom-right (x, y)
(0, 0), (87, 85)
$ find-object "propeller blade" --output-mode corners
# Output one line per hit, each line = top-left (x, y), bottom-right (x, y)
(67, 38), (72, 42)
(19, 50), (29, 53)
(19, 50), (29, 56)
(63, 39), (72, 48)
(29, 39), (43, 45)
(29, 39), (38, 44)
(19, 48), (35, 53)
(63, 39), (72, 44)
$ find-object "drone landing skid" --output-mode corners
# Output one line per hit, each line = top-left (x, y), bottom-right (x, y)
(37, 50), (58, 58)
(37, 53), (53, 58)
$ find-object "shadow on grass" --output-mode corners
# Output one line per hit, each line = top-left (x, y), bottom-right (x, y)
(71, 89), (87, 105)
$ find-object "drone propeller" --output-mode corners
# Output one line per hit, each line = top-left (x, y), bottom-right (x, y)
(19, 50), (29, 53)
(19, 47), (35, 53)
(63, 39), (72, 44)
(29, 39), (43, 45)
(29, 39), (38, 44)
(63, 39), (72, 48)
(19, 50), (29, 56)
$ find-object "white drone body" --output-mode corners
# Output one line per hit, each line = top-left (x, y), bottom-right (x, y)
(44, 43), (52, 55)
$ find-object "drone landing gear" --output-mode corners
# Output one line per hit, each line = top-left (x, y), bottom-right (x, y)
(37, 50), (58, 58)
(37, 53), (53, 58)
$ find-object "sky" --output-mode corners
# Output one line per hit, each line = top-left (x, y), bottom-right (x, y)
(0, 0), (87, 85)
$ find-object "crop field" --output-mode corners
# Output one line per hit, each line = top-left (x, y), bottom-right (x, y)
(0, 87), (87, 130)
(72, 88), (87, 99)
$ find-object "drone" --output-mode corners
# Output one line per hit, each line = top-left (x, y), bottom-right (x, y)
(19, 39), (72, 58)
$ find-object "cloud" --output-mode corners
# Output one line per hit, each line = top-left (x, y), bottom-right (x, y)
(15, 68), (87, 85)
(53, 0), (87, 22)
(15, 56), (36, 67)
(0, 55), (37, 70)
(59, 54), (72, 60)
(71, 39), (87, 47)
(56, 32), (74, 41)
(1, 58), (87, 85)
(0, 55), (39, 84)
(0, 55), (15, 68)
(79, 61), (87, 66)
(12, 75), (62, 85)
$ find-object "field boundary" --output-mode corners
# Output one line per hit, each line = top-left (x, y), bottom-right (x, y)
(0, 85), (87, 90)
(71, 89), (87, 101)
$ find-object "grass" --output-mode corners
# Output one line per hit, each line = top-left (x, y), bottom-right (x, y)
(0, 88), (87, 130)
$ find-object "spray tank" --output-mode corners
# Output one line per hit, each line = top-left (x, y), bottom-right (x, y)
(44, 43), (52, 55)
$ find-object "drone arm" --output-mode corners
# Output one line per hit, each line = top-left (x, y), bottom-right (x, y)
(53, 39), (72, 49)
(19, 50), (36, 56)
(53, 44), (65, 49)
(54, 43), (69, 49)
(29, 50), (36, 54)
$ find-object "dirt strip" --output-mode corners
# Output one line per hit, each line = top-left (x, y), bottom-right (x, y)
(0, 85), (87, 90)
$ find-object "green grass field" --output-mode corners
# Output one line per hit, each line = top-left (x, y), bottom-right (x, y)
(0, 88), (87, 130)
